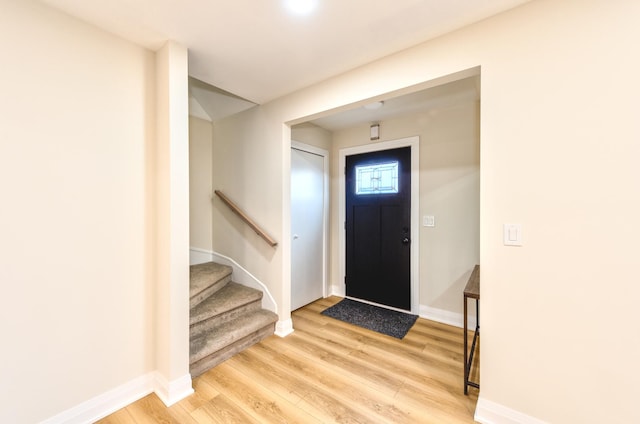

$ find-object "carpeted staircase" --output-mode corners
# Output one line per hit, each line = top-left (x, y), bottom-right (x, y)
(189, 261), (278, 377)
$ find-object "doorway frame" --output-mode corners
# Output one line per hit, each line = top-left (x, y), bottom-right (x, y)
(339, 136), (420, 314)
(291, 140), (330, 303)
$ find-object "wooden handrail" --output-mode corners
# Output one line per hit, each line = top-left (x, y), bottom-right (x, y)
(214, 190), (278, 247)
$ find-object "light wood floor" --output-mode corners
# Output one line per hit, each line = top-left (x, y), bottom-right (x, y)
(98, 296), (480, 423)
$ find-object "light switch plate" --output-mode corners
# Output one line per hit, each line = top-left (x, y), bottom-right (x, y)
(503, 224), (522, 246)
(423, 215), (435, 227)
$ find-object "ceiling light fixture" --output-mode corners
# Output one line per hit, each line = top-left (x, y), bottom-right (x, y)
(364, 101), (384, 111)
(283, 0), (318, 16)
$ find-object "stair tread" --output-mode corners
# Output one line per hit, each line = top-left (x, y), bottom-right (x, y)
(189, 325), (274, 377)
(190, 262), (232, 299)
(190, 282), (262, 326)
(190, 309), (278, 364)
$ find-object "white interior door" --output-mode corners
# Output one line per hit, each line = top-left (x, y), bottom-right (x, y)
(291, 146), (325, 310)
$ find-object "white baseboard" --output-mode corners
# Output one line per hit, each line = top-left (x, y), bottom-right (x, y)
(153, 372), (194, 407)
(189, 247), (277, 314)
(475, 397), (548, 424)
(419, 305), (477, 329)
(275, 318), (294, 337)
(40, 374), (154, 424)
(40, 372), (194, 423)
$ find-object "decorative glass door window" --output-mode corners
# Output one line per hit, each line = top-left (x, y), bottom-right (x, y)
(355, 161), (399, 195)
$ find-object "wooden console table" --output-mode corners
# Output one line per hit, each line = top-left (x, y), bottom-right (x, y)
(463, 264), (480, 395)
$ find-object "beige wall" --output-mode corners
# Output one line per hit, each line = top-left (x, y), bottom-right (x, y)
(217, 0), (640, 421)
(291, 122), (332, 151)
(189, 116), (214, 251)
(329, 100), (480, 318)
(211, 106), (286, 317)
(0, 0), (156, 422)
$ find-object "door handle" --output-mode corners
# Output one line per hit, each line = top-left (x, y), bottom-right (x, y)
(402, 237), (410, 244)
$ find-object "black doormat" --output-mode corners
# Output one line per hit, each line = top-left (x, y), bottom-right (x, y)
(321, 298), (418, 339)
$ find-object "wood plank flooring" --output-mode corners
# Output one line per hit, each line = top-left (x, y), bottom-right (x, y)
(98, 296), (480, 423)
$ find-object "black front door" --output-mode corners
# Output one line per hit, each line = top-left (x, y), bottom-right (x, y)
(345, 146), (411, 310)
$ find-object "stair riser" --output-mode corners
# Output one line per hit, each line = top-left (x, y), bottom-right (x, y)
(190, 274), (231, 308)
(190, 324), (275, 378)
(190, 299), (262, 336)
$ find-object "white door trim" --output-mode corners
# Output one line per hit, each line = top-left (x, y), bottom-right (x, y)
(338, 136), (420, 314)
(291, 140), (330, 300)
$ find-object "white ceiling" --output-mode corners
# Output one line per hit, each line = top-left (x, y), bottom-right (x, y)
(309, 75), (479, 131)
(40, 0), (531, 105)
